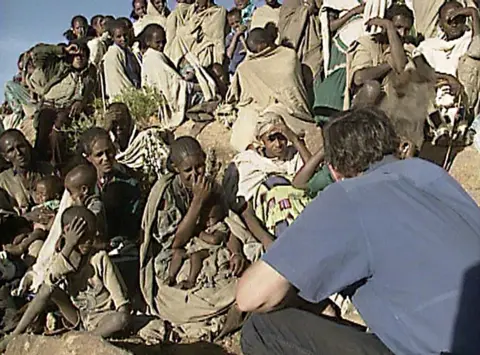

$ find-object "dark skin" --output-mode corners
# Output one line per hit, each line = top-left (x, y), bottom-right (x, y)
(353, 15), (412, 87)
(265, 0), (281, 9)
(435, 3), (480, 96)
(85, 137), (116, 180)
(227, 14), (248, 60)
(0, 132), (32, 174)
(72, 19), (88, 39)
(292, 147), (325, 190)
(108, 115), (134, 152)
(112, 26), (128, 49)
(145, 28), (167, 53)
(133, 0), (147, 18)
(329, 3), (365, 33)
(0, 217), (130, 351)
(152, 0), (166, 13)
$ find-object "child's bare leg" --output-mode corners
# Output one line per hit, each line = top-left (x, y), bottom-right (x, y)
(179, 250), (209, 290)
(50, 287), (80, 328)
(166, 248), (186, 286)
(91, 305), (131, 338)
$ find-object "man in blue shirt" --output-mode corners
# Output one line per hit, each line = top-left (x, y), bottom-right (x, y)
(236, 107), (480, 354)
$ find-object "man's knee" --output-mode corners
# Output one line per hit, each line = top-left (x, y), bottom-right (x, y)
(353, 80), (382, 107)
(241, 313), (269, 354)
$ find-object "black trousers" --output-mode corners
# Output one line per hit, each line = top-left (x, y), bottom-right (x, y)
(241, 308), (394, 355)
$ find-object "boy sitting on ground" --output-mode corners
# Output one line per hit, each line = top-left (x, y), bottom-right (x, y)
(0, 206), (130, 350)
(4, 176), (63, 265)
(167, 194), (230, 290)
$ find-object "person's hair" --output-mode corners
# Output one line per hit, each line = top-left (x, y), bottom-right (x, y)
(323, 108), (400, 178)
(439, 0), (463, 18)
(137, 24), (165, 49)
(166, 136), (205, 172)
(107, 19), (127, 37)
(246, 28), (269, 51)
(65, 164), (98, 192)
(385, 3), (414, 23)
(0, 129), (29, 153)
(77, 127), (113, 158)
(90, 15), (104, 27)
(131, 0), (147, 20)
(67, 39), (91, 59)
(18, 53), (26, 66)
(227, 7), (242, 19)
(61, 206), (98, 236)
(36, 175), (64, 199)
(64, 15), (89, 42)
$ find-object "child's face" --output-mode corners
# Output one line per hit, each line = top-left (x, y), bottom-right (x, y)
(73, 19), (87, 39)
(134, 0), (147, 17)
(228, 14), (242, 30)
(94, 18), (106, 36)
(34, 182), (49, 205)
(261, 132), (288, 159)
(76, 233), (94, 255)
(235, 0), (249, 10)
(113, 27), (128, 48)
(147, 30), (166, 52)
(152, 0), (165, 12)
(206, 205), (223, 227)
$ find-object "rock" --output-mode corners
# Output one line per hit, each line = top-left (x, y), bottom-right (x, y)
(5, 332), (132, 355)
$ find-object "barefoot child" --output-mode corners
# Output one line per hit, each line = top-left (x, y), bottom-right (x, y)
(226, 8), (248, 76)
(0, 206), (130, 350)
(167, 195), (230, 289)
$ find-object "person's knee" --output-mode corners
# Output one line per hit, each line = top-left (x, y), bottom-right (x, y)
(363, 80), (382, 99)
(116, 311), (131, 331)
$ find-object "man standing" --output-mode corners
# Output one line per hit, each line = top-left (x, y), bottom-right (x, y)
(236, 107), (480, 354)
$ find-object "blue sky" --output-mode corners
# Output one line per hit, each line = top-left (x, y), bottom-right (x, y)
(0, 0), (239, 99)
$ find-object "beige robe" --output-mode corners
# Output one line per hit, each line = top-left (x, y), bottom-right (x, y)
(165, 5), (227, 67)
(142, 48), (216, 129)
(166, 3), (192, 44)
(227, 46), (314, 151)
(251, 5), (281, 30)
(278, 0), (323, 79)
(87, 34), (108, 67)
(103, 45), (136, 100)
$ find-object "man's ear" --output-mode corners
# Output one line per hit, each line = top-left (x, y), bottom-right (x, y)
(399, 140), (415, 159)
(328, 164), (344, 182)
(81, 185), (90, 195)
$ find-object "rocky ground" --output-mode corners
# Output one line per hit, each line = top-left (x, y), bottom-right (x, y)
(5, 122), (480, 355)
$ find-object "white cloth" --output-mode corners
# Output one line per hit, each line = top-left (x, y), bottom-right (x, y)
(415, 31), (473, 76)
(232, 148), (303, 201)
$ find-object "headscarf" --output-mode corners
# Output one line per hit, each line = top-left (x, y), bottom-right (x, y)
(255, 112), (283, 140)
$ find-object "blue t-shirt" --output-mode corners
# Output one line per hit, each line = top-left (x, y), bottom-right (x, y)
(225, 31), (247, 75)
(263, 156), (480, 355)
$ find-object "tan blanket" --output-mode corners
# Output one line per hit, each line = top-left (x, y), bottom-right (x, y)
(166, 3), (192, 44)
(103, 45), (136, 100)
(227, 46), (313, 151)
(251, 5), (281, 30)
(278, 0), (323, 78)
(165, 5), (226, 67)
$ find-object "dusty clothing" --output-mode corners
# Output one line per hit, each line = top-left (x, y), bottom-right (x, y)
(29, 45), (96, 109)
(278, 0), (323, 79)
(251, 5), (281, 30)
(166, 3), (192, 45)
(165, 5), (227, 68)
(0, 163), (54, 213)
(416, 32), (480, 114)
(46, 250), (129, 331)
(227, 46), (313, 151)
(88, 33), (109, 68)
(142, 48), (217, 129)
(140, 174), (236, 336)
(103, 45), (141, 100)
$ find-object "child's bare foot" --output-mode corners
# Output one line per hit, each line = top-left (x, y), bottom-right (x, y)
(164, 276), (177, 287)
(177, 280), (196, 290)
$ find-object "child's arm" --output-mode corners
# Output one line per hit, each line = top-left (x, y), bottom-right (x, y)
(227, 233), (248, 276)
(241, 203), (275, 250)
(199, 230), (228, 245)
(4, 229), (47, 256)
(226, 28), (246, 59)
(292, 148), (325, 190)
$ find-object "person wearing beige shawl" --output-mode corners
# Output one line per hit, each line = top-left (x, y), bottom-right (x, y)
(140, 137), (246, 339)
(133, 0), (170, 36)
(166, 1), (193, 44)
(141, 25), (217, 129)
(278, 0), (323, 82)
(227, 29), (314, 152)
(165, 0), (227, 68)
(411, 0), (477, 39)
(415, 1), (480, 115)
(251, 0), (282, 40)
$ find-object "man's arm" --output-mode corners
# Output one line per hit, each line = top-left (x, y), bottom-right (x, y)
(236, 260), (292, 312)
(353, 62), (392, 86)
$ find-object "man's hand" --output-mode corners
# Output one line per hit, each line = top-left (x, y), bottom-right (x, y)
(352, 3), (366, 15)
(366, 18), (393, 31)
(13, 233), (28, 245)
(3, 243), (25, 256)
(439, 74), (465, 97)
(275, 121), (298, 143)
(69, 101), (84, 118)
(192, 176), (212, 205)
(64, 44), (80, 55)
(235, 25), (248, 35)
(448, 6), (479, 21)
(303, 0), (318, 15)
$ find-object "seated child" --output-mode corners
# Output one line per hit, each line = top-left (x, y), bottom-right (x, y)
(167, 195), (230, 290)
(64, 164), (107, 241)
(0, 206), (130, 350)
(226, 8), (248, 76)
(4, 176), (63, 264)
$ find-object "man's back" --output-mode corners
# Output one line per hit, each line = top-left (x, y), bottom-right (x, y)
(342, 157), (480, 354)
